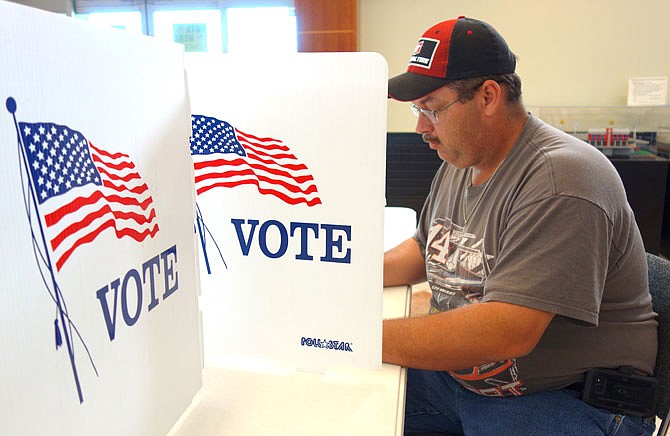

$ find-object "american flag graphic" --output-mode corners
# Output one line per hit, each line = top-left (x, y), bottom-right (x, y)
(190, 115), (322, 206)
(18, 121), (159, 271)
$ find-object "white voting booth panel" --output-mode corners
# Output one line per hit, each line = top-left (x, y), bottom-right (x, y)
(0, 3), (201, 436)
(384, 207), (417, 252)
(186, 53), (388, 371)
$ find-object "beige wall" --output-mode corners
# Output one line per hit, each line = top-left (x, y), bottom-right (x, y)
(360, 0), (670, 132)
(9, 0), (670, 132)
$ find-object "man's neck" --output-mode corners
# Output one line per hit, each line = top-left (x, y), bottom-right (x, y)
(471, 109), (528, 185)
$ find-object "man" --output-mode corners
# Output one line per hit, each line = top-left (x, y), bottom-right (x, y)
(383, 16), (658, 435)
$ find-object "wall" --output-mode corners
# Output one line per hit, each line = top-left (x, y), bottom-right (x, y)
(9, 0), (670, 133)
(360, 0), (670, 132)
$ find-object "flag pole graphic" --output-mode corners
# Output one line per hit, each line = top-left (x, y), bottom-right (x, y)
(195, 202), (226, 274)
(7, 97), (87, 403)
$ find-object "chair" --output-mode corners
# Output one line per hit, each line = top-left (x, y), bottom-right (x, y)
(647, 252), (670, 436)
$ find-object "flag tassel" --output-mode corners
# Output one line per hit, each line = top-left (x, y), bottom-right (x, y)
(55, 318), (63, 349)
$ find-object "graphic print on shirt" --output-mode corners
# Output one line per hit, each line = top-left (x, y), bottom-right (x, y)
(426, 217), (525, 396)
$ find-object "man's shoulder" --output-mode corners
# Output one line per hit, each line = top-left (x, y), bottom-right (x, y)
(520, 116), (613, 174)
(525, 116), (597, 155)
(514, 117), (627, 209)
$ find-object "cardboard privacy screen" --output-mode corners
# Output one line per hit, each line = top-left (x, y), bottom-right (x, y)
(0, 2), (201, 435)
(186, 52), (388, 371)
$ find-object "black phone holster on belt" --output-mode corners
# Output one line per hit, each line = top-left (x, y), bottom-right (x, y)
(581, 366), (658, 417)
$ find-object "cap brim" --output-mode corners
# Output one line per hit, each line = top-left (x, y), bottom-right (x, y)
(388, 71), (451, 102)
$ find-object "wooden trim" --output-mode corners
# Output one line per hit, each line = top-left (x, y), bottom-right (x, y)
(294, 0), (357, 52)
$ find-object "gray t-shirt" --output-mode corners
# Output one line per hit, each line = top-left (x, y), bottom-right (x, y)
(415, 114), (657, 396)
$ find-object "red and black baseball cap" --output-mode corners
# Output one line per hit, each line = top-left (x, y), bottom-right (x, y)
(388, 17), (516, 101)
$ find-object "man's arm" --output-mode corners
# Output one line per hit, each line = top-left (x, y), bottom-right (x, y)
(384, 237), (427, 286)
(383, 301), (554, 370)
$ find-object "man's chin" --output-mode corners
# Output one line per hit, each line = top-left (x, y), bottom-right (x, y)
(436, 150), (450, 163)
(436, 150), (463, 167)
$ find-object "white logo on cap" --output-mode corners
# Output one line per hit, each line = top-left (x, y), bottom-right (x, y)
(409, 38), (439, 70)
(413, 41), (424, 55)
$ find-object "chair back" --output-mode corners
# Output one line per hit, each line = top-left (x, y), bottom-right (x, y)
(646, 253), (670, 434)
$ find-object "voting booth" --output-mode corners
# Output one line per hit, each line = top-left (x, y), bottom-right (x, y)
(0, 2), (389, 434)
(0, 3), (201, 436)
(186, 52), (387, 372)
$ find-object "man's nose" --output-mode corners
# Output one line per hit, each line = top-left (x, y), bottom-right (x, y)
(415, 112), (433, 135)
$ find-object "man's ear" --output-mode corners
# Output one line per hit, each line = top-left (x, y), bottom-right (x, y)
(480, 80), (503, 116)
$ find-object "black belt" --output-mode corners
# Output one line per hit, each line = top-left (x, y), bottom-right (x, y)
(563, 381), (585, 393)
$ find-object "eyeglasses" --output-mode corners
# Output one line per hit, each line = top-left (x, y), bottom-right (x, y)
(410, 97), (461, 124)
(410, 82), (485, 124)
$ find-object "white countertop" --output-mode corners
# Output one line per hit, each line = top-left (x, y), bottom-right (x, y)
(167, 285), (411, 436)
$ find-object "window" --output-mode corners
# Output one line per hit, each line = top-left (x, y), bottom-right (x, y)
(153, 9), (222, 52)
(73, 1), (296, 54)
(226, 7), (296, 54)
(79, 11), (144, 34)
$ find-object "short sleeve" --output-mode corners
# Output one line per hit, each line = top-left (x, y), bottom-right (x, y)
(483, 195), (612, 326)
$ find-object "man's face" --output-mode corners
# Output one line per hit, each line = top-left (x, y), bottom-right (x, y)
(412, 85), (482, 168)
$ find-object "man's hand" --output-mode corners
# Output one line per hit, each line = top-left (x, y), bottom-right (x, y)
(384, 238), (426, 287)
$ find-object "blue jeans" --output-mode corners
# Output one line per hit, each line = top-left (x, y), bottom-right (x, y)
(404, 368), (657, 436)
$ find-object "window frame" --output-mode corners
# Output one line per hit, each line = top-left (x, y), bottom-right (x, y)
(73, 0), (295, 52)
